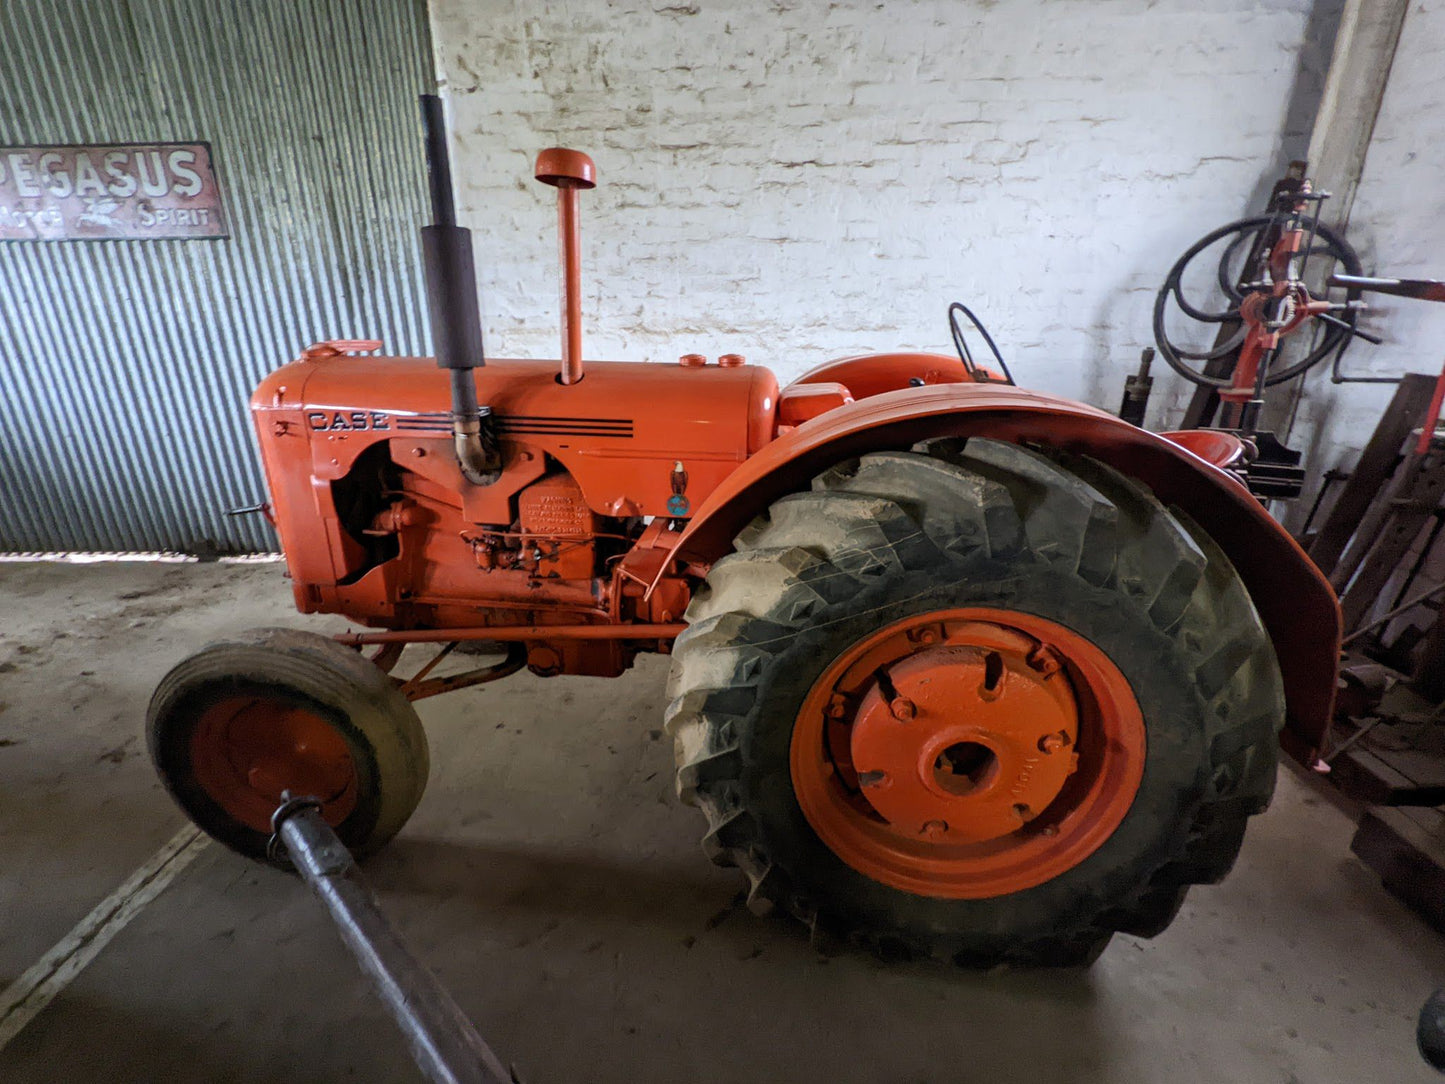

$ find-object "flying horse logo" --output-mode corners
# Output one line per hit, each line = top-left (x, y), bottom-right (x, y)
(75, 196), (122, 233)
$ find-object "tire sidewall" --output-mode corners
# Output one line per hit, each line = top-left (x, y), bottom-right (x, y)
(743, 557), (1212, 953)
(150, 676), (387, 860)
(146, 632), (427, 864)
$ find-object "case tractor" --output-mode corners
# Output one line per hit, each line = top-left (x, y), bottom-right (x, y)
(148, 97), (1340, 967)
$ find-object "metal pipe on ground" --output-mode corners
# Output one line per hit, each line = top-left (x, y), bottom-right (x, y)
(270, 797), (517, 1084)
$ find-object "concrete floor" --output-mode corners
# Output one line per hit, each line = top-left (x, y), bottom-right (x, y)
(1, 559), (1442, 1083)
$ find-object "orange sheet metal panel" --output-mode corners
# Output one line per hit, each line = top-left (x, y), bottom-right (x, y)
(793, 351), (971, 397)
(250, 353), (778, 599)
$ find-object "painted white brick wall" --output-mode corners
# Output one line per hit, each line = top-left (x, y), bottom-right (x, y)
(1284, 0), (1445, 478)
(430, 0), (1321, 412)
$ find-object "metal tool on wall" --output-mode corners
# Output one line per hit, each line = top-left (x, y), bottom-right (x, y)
(1143, 175), (1387, 498)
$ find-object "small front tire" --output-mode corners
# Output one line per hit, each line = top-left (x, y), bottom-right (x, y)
(147, 627), (429, 864)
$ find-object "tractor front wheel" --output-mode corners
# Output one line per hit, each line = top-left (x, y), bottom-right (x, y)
(148, 627), (428, 865)
(666, 438), (1284, 966)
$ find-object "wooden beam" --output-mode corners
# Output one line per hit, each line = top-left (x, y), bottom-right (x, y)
(1304, 0), (1410, 234)
(1352, 805), (1445, 933)
(1262, 0), (1410, 439)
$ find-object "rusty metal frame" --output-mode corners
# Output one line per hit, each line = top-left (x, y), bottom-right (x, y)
(336, 623), (686, 647)
(397, 642), (528, 701)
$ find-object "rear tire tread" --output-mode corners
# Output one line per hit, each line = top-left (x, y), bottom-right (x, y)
(666, 439), (1284, 966)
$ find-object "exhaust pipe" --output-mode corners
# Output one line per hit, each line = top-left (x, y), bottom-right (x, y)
(419, 94), (500, 486)
(534, 147), (596, 385)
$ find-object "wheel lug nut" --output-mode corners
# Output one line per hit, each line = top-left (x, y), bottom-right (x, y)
(826, 695), (847, 719)
(920, 819), (948, 837)
(889, 697), (915, 721)
(1038, 731), (1069, 753)
(1027, 644), (1061, 674)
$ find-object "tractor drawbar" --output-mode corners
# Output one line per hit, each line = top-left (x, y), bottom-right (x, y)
(419, 94), (501, 486)
(270, 794), (518, 1084)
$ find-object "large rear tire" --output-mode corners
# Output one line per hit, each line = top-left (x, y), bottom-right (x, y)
(148, 627), (429, 865)
(665, 438), (1283, 966)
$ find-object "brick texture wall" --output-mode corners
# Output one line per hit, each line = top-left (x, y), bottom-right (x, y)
(430, 0), (1324, 414)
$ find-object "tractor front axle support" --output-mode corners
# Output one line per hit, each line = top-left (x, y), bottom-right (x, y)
(336, 623), (687, 647)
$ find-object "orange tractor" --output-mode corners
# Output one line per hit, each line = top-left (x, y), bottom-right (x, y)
(149, 97), (1339, 967)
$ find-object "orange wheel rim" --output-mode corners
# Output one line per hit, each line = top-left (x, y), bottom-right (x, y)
(190, 695), (358, 834)
(790, 608), (1145, 899)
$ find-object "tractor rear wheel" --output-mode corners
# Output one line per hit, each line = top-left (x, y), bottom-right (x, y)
(148, 627), (428, 865)
(665, 438), (1284, 966)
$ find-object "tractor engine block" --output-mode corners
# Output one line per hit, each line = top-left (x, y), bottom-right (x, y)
(250, 352), (779, 678)
(463, 473), (604, 580)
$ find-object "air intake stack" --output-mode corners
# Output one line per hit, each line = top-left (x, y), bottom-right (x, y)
(534, 147), (597, 385)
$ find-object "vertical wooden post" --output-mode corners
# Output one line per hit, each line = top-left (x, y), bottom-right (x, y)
(1262, 0), (1410, 440)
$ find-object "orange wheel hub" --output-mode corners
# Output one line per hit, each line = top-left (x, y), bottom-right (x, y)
(190, 695), (358, 834)
(791, 608), (1145, 899)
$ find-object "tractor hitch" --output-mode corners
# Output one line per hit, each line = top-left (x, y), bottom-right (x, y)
(269, 794), (519, 1084)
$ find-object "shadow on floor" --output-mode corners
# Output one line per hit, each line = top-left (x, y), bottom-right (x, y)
(375, 834), (1107, 990)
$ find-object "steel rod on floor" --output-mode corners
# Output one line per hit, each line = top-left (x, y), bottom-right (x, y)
(271, 797), (516, 1084)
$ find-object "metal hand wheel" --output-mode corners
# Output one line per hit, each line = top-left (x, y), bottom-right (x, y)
(1153, 213), (1364, 388)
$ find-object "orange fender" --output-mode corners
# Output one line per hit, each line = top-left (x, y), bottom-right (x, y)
(794, 351), (973, 397)
(663, 382), (1339, 763)
(1159, 428), (1248, 470)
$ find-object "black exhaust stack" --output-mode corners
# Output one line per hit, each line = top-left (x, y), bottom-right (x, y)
(419, 94), (500, 486)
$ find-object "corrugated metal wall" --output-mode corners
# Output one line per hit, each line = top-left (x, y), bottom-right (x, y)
(0, 0), (434, 552)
